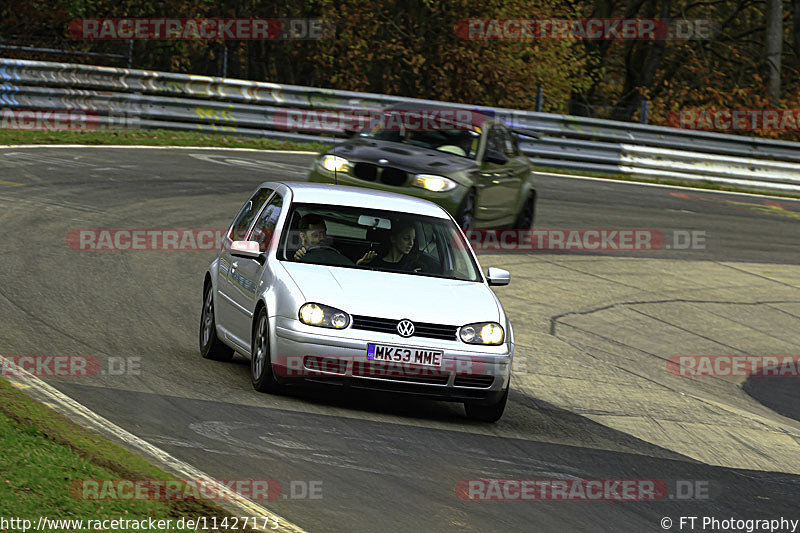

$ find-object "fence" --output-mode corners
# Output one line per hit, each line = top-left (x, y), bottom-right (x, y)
(2, 57), (800, 194)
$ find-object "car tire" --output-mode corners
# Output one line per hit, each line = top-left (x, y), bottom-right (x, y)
(512, 192), (536, 230)
(251, 307), (283, 393)
(200, 283), (234, 362)
(464, 388), (508, 423)
(456, 189), (476, 231)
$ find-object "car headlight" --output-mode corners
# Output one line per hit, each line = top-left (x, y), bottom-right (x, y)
(412, 174), (457, 192)
(298, 303), (350, 329)
(319, 155), (350, 173)
(459, 322), (504, 345)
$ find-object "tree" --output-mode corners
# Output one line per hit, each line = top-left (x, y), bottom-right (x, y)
(765, 0), (783, 105)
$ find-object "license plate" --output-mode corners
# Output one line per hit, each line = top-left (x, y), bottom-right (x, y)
(366, 343), (443, 367)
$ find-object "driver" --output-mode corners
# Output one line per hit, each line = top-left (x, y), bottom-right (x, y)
(294, 213), (328, 260)
(293, 214), (374, 266)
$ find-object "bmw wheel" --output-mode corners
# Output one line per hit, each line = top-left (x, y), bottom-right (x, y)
(512, 192), (536, 230)
(456, 189), (476, 231)
(251, 307), (282, 393)
(200, 283), (234, 362)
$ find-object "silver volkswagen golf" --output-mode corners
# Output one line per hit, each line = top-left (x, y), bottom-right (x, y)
(200, 181), (514, 422)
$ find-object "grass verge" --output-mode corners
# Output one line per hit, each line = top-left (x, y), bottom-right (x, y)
(0, 377), (264, 532)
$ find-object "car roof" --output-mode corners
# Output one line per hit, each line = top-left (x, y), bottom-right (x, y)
(265, 181), (452, 219)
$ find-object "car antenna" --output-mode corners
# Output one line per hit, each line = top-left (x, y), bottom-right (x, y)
(333, 123), (339, 186)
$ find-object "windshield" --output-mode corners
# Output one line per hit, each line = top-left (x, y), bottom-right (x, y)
(278, 203), (482, 282)
(365, 112), (481, 159)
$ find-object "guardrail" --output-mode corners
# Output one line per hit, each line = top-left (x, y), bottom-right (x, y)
(2, 57), (800, 194)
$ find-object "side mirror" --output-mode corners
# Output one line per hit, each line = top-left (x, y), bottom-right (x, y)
(484, 149), (508, 165)
(486, 267), (510, 286)
(230, 240), (262, 260)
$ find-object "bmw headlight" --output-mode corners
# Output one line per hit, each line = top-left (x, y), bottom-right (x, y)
(412, 174), (457, 192)
(319, 155), (350, 173)
(299, 303), (350, 329)
(459, 322), (504, 345)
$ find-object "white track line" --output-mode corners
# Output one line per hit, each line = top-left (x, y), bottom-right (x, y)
(0, 145), (319, 154)
(0, 357), (305, 533)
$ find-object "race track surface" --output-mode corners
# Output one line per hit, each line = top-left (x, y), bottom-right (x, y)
(1, 147), (799, 532)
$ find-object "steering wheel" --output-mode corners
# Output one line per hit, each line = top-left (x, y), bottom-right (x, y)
(307, 245), (345, 256)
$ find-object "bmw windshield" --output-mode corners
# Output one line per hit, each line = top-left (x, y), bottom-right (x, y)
(365, 111), (481, 159)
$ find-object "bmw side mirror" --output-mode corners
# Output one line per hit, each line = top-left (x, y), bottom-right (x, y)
(487, 267), (510, 286)
(484, 149), (508, 165)
(230, 240), (262, 260)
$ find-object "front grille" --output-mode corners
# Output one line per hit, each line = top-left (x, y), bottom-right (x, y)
(454, 375), (495, 388)
(380, 167), (408, 186)
(351, 315), (458, 341)
(352, 315), (396, 335)
(351, 163), (409, 186)
(303, 356), (347, 375)
(353, 162), (378, 181)
(352, 363), (449, 385)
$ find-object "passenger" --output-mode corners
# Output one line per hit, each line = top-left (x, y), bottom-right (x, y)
(360, 222), (420, 271)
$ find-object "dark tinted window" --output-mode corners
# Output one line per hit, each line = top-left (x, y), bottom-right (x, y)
(486, 126), (504, 156)
(498, 125), (520, 156)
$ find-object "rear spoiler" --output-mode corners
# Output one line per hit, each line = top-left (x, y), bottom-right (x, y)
(510, 127), (543, 140)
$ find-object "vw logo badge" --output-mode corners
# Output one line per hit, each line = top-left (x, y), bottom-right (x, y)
(378, 158), (389, 165)
(396, 319), (415, 338)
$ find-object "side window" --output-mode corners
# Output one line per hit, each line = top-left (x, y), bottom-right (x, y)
(486, 126), (504, 156)
(249, 194), (284, 252)
(418, 223), (439, 259)
(229, 188), (273, 241)
(499, 125), (519, 156)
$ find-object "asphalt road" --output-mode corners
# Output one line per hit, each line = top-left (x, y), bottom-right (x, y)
(1, 147), (799, 532)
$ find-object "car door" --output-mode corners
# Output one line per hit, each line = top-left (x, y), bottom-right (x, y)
(495, 124), (528, 218)
(216, 187), (274, 345)
(477, 124), (516, 223)
(227, 191), (285, 345)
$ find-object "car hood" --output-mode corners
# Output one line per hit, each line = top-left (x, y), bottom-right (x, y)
(283, 262), (500, 325)
(333, 138), (475, 174)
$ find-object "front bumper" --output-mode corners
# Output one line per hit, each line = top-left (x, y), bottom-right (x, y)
(273, 316), (512, 404)
(308, 167), (466, 217)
